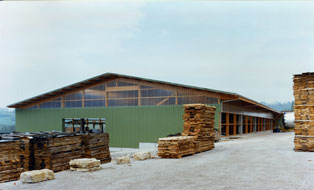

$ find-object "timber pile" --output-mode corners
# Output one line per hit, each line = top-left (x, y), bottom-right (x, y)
(81, 133), (111, 164)
(0, 139), (30, 183)
(182, 104), (216, 152)
(157, 136), (195, 158)
(0, 132), (112, 182)
(157, 104), (216, 158)
(293, 72), (314, 152)
(32, 133), (83, 172)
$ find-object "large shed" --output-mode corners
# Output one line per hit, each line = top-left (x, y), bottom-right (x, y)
(8, 73), (280, 148)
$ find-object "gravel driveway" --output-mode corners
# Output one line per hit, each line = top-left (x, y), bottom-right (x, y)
(1, 131), (313, 190)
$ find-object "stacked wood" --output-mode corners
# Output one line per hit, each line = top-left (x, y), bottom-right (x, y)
(32, 133), (84, 172)
(182, 104), (216, 152)
(81, 133), (111, 164)
(0, 139), (30, 183)
(294, 136), (314, 152)
(157, 136), (195, 158)
(293, 72), (314, 152)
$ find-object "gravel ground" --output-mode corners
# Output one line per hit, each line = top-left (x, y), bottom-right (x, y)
(1, 131), (313, 190)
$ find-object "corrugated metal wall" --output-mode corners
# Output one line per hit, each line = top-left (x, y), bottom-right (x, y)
(16, 104), (220, 148)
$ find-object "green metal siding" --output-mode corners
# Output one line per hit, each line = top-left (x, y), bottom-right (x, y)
(16, 104), (220, 148)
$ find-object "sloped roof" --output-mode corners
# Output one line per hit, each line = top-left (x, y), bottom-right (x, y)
(7, 72), (279, 114)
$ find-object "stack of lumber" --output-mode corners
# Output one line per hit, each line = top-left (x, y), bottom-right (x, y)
(32, 133), (83, 172)
(81, 133), (111, 164)
(0, 138), (30, 183)
(293, 72), (314, 152)
(182, 104), (216, 152)
(157, 136), (195, 158)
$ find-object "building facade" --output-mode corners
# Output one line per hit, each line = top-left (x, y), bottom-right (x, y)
(8, 73), (280, 148)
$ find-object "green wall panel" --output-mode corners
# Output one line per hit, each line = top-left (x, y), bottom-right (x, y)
(16, 104), (220, 148)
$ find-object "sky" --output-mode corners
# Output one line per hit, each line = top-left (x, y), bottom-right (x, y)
(0, 1), (314, 108)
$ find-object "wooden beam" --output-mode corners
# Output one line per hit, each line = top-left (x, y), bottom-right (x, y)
(175, 91), (178, 105)
(156, 94), (175, 106)
(117, 77), (221, 99)
(259, 118), (260, 131)
(245, 116), (248, 134)
(250, 116), (253, 132)
(82, 90), (85, 108)
(219, 109), (222, 137)
(61, 96), (64, 108)
(105, 83), (108, 107)
(233, 114), (237, 135)
(226, 112), (229, 137)
(138, 88), (141, 106)
(106, 85), (140, 92)
(20, 78), (117, 109)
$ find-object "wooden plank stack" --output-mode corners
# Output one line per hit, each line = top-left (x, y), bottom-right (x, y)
(157, 136), (195, 158)
(32, 133), (84, 172)
(182, 104), (216, 152)
(0, 132), (112, 182)
(158, 104), (216, 158)
(0, 139), (30, 183)
(293, 72), (314, 152)
(81, 133), (111, 164)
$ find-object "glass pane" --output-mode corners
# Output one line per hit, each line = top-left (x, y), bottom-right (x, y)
(108, 91), (138, 99)
(65, 101), (82, 108)
(106, 80), (117, 87)
(28, 105), (38, 109)
(85, 84), (105, 100)
(40, 101), (61, 108)
(108, 99), (138, 107)
(141, 89), (173, 97)
(85, 100), (105, 107)
(64, 92), (83, 100)
(140, 85), (153, 89)
(198, 96), (218, 104)
(117, 81), (136, 86)
(141, 98), (165, 106)
(161, 97), (176, 105)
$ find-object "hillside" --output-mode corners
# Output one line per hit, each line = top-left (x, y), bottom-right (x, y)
(260, 101), (294, 112)
(0, 108), (15, 133)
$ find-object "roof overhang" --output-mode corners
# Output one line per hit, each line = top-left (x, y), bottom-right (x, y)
(7, 72), (281, 115)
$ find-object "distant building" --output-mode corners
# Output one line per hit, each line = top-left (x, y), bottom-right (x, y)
(8, 73), (280, 148)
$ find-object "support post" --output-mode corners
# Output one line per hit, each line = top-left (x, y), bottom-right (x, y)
(240, 115), (243, 134)
(138, 88), (142, 106)
(251, 117), (253, 132)
(245, 115), (248, 134)
(233, 114), (237, 135)
(226, 112), (229, 137)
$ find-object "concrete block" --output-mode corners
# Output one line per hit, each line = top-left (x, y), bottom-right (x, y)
(20, 169), (55, 183)
(70, 158), (101, 172)
(115, 155), (130, 165)
(133, 151), (151, 161)
(70, 158), (100, 169)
